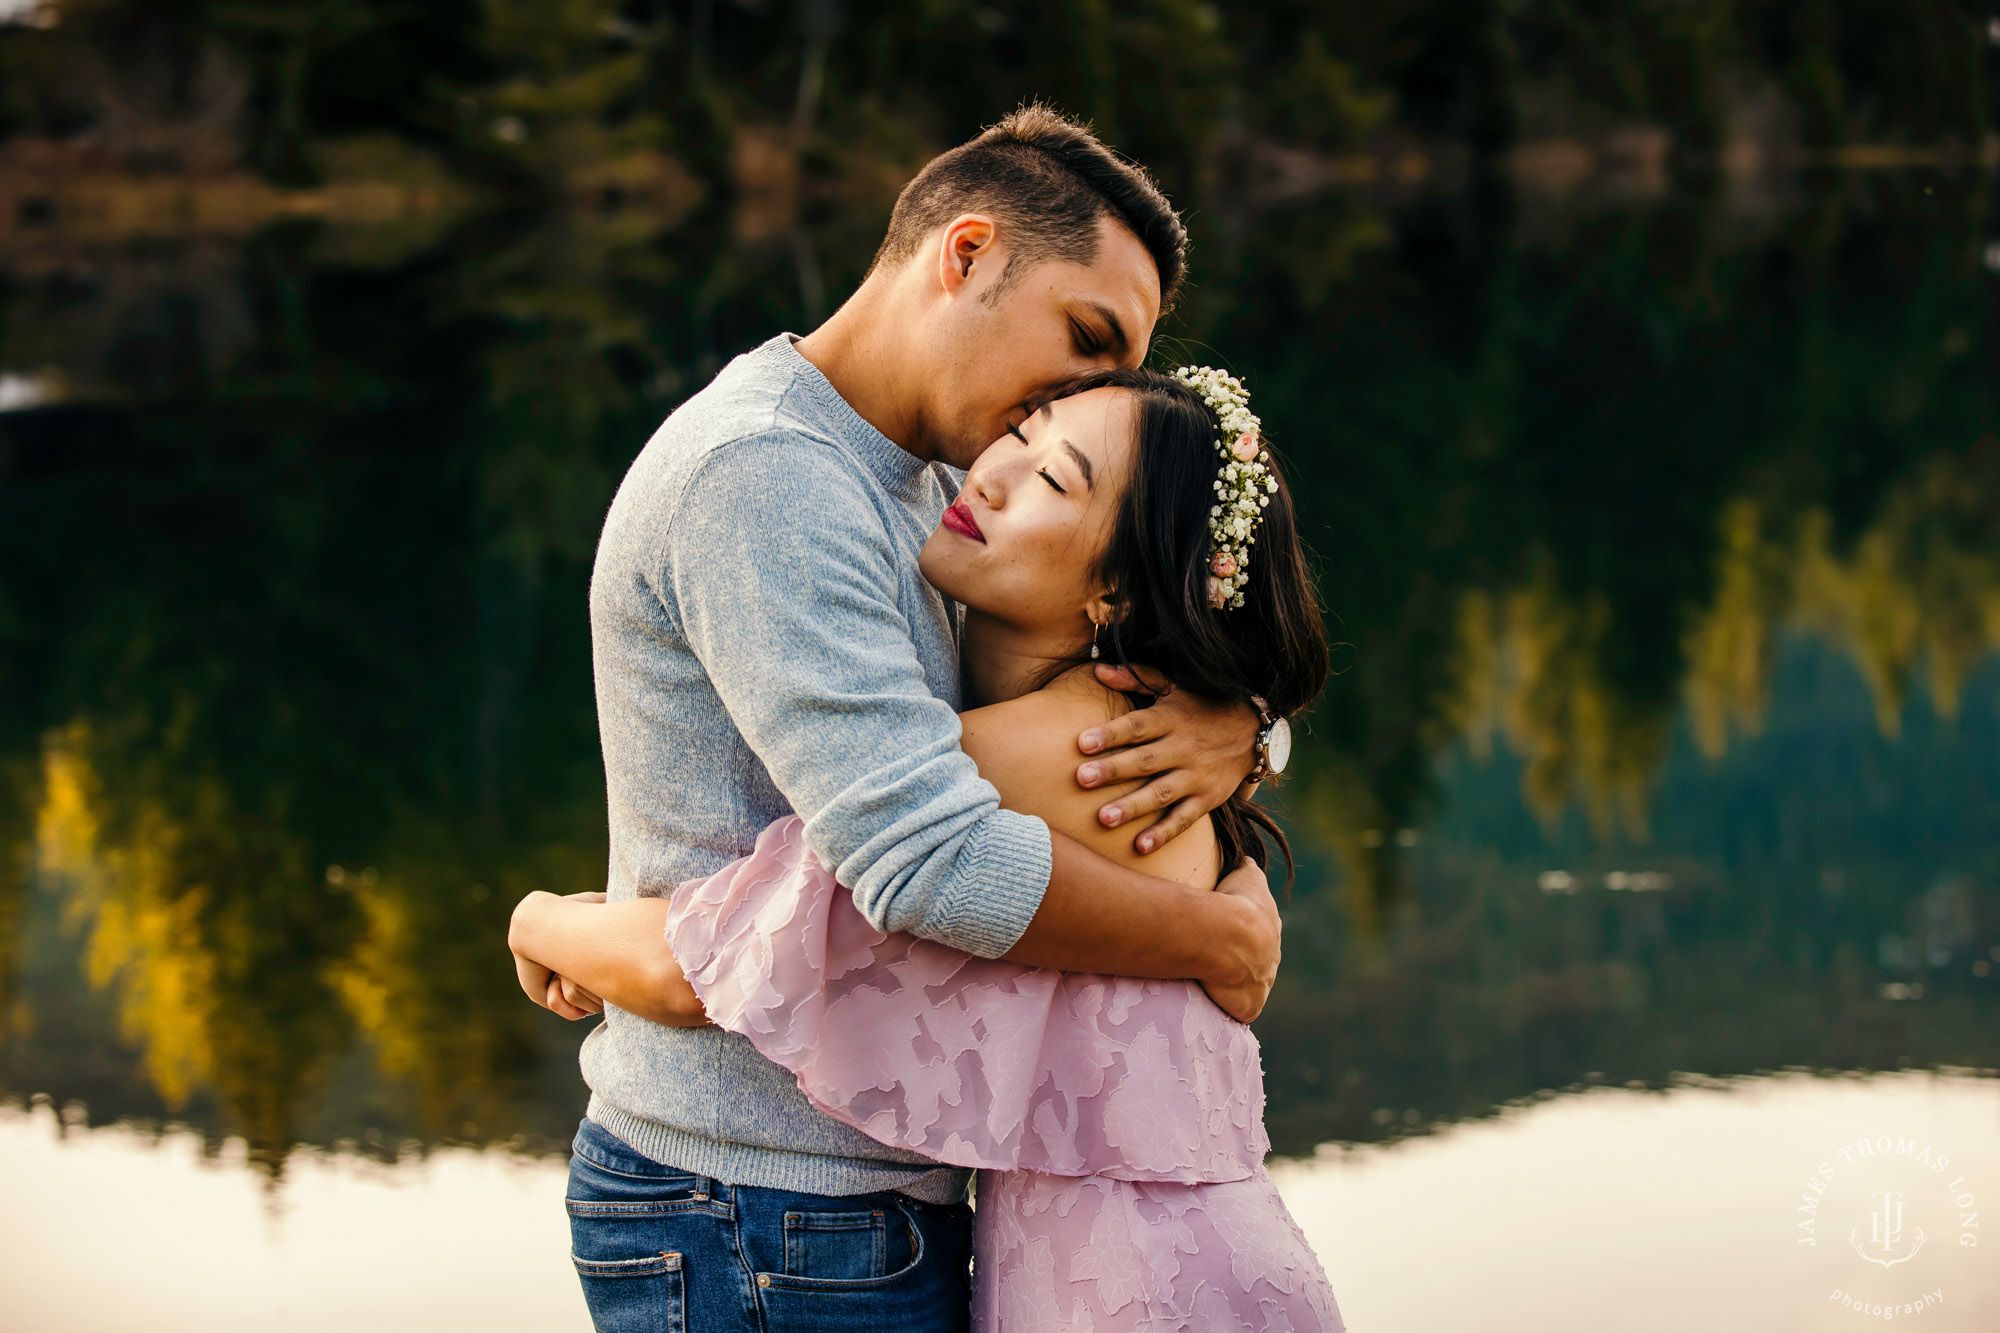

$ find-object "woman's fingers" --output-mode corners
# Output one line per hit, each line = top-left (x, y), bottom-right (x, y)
(560, 976), (605, 1015)
(515, 953), (555, 1007)
(543, 975), (589, 1020)
(565, 890), (608, 903)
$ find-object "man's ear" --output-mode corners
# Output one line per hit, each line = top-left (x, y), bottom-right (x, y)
(937, 214), (1000, 297)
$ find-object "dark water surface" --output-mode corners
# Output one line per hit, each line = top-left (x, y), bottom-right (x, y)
(3, 170), (1998, 1183)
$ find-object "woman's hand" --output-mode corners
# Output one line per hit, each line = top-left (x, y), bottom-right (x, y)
(1075, 663), (1261, 854)
(544, 973), (604, 1020)
(512, 891), (602, 1020)
(507, 888), (710, 1028)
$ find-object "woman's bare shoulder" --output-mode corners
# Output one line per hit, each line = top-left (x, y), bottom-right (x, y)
(959, 671), (1218, 886)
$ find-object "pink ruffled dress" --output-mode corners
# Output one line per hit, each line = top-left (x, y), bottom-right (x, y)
(665, 817), (1344, 1332)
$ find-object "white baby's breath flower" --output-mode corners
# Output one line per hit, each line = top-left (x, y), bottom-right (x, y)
(1174, 364), (1277, 612)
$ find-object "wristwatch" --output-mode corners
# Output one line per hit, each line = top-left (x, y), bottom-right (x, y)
(1248, 695), (1292, 784)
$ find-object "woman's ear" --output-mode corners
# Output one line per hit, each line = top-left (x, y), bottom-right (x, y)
(1086, 590), (1122, 629)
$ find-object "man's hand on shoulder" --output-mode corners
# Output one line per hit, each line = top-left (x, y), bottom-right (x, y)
(1074, 663), (1260, 854)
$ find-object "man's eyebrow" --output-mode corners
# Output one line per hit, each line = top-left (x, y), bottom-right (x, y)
(1082, 301), (1130, 358)
(1060, 440), (1095, 490)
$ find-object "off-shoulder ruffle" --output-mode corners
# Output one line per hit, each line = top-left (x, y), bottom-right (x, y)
(664, 816), (1270, 1184)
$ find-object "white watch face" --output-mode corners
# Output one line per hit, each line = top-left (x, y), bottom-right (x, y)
(1266, 716), (1292, 775)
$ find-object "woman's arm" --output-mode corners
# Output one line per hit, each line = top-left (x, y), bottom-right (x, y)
(508, 892), (708, 1027)
(512, 674), (1233, 1024)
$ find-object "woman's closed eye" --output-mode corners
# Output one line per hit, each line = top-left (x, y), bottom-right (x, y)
(1004, 423), (1066, 492)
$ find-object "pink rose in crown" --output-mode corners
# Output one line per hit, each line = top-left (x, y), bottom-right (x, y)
(1210, 553), (1238, 578)
(1207, 576), (1229, 609)
(1231, 430), (1261, 461)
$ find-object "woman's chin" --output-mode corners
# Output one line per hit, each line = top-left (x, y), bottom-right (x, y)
(916, 538), (965, 598)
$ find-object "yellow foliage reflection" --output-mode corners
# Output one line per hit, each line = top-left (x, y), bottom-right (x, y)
(35, 724), (217, 1107)
(1462, 453), (2000, 836)
(27, 721), (358, 1175)
(327, 833), (598, 1146)
(1794, 456), (2000, 735)
(1462, 577), (1670, 839)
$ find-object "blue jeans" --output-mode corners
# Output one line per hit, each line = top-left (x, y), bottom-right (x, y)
(565, 1118), (973, 1332)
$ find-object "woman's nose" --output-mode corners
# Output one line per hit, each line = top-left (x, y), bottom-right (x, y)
(970, 468), (1006, 510)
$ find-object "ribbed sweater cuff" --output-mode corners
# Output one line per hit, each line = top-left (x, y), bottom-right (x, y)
(921, 808), (1052, 959)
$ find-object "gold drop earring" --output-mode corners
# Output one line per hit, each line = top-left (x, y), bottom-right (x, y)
(1090, 622), (1101, 660)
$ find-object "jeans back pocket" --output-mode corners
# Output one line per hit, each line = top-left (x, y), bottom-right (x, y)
(570, 1248), (685, 1333)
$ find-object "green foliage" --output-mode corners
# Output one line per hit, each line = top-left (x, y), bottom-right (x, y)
(1, 0), (1997, 1169)
(1266, 32), (1393, 151)
(4, 0), (1991, 194)
(3, 164), (1998, 1159)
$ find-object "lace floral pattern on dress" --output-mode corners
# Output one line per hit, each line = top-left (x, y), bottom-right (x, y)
(666, 815), (1343, 1331)
(976, 1171), (1343, 1332)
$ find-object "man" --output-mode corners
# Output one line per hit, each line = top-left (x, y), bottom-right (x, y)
(534, 105), (1277, 1331)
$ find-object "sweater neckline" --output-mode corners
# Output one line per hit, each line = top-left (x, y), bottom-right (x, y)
(770, 334), (932, 499)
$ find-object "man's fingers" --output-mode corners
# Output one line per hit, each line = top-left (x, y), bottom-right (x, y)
(1097, 764), (1179, 827)
(1091, 663), (1145, 695)
(1131, 796), (1206, 854)
(1078, 706), (1167, 761)
(1103, 660), (1173, 696)
(1091, 661), (1174, 697)
(1082, 743), (1175, 806)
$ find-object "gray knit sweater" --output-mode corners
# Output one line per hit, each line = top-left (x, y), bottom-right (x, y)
(578, 334), (1054, 1202)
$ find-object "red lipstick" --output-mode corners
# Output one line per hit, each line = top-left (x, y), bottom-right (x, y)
(942, 498), (986, 543)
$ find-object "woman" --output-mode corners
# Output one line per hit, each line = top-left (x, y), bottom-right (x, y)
(512, 366), (1343, 1330)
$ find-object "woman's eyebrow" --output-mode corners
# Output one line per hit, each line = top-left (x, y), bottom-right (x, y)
(1059, 440), (1095, 490)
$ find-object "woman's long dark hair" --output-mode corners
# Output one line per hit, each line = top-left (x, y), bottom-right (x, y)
(1031, 367), (1329, 884)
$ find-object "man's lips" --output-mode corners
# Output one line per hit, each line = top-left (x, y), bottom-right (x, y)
(942, 499), (986, 543)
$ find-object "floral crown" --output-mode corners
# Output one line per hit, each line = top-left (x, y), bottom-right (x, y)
(1173, 365), (1277, 610)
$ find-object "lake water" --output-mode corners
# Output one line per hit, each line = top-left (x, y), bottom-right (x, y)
(5, 1071), (1993, 1331)
(2, 163), (1997, 1330)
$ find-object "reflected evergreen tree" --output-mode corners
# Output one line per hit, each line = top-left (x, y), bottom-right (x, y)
(0, 16), (1997, 1164)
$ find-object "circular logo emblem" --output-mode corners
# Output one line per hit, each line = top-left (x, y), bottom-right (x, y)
(1796, 1131), (1979, 1320)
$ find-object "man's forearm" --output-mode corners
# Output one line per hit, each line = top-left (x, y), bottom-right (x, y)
(998, 831), (1257, 986)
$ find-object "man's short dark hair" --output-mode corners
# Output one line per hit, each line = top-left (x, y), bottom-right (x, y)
(869, 103), (1187, 314)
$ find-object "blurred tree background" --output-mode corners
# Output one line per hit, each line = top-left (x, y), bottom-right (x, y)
(1, 0), (1996, 199)
(0, 0), (1997, 1173)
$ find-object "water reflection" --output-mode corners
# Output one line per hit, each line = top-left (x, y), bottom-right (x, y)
(1, 167), (1997, 1174)
(7, 1071), (1994, 1332)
